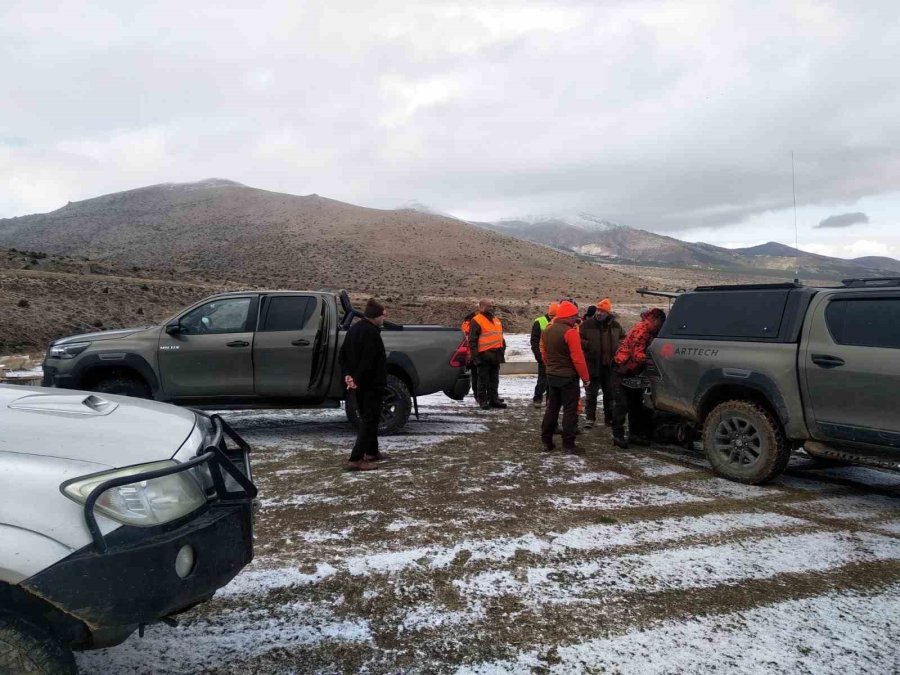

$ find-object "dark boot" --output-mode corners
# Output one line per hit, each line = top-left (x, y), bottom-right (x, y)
(612, 432), (629, 449)
(630, 435), (651, 447)
(542, 442), (556, 452)
(490, 400), (508, 409)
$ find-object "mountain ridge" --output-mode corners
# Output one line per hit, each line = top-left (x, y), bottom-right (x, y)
(478, 216), (899, 281)
(0, 179), (650, 308)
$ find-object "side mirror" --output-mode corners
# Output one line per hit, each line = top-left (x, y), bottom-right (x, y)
(165, 321), (183, 335)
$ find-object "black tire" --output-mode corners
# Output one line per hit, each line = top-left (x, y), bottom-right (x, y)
(0, 613), (76, 675)
(90, 371), (152, 399)
(702, 399), (790, 484)
(344, 374), (412, 435)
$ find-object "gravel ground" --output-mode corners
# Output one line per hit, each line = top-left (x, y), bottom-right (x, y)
(76, 376), (900, 674)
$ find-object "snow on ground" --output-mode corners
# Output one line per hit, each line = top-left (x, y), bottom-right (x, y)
(458, 585), (900, 674)
(503, 333), (534, 362)
(76, 375), (900, 674)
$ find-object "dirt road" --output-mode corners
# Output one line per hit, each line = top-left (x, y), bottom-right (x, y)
(76, 377), (900, 674)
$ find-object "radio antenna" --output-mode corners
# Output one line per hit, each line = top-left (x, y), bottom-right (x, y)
(792, 152), (799, 283)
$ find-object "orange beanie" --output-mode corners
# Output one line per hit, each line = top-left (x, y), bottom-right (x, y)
(548, 302), (559, 317)
(555, 300), (578, 319)
(596, 298), (612, 313)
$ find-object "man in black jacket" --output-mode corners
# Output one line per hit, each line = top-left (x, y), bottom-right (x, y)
(339, 299), (388, 471)
(579, 298), (625, 429)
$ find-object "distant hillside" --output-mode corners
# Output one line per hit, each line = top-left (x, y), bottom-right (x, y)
(480, 215), (899, 281)
(733, 242), (805, 257)
(852, 256), (900, 274)
(0, 180), (649, 308)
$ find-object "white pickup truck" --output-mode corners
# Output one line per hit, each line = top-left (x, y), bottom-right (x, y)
(0, 384), (257, 674)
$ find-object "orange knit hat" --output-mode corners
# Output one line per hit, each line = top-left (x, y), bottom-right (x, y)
(548, 301), (559, 317)
(555, 300), (578, 319)
(596, 298), (612, 313)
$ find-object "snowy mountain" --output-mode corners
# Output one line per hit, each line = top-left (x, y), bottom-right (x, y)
(493, 213), (624, 233)
(477, 216), (900, 281)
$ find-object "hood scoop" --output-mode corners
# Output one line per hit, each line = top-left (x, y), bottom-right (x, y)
(8, 393), (119, 417)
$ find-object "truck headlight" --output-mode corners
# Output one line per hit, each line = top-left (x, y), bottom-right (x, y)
(61, 461), (206, 527)
(49, 342), (91, 359)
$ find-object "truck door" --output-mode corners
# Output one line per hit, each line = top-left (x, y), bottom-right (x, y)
(158, 296), (257, 397)
(253, 294), (322, 398)
(802, 292), (900, 447)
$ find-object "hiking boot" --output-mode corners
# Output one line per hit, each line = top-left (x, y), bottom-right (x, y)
(630, 435), (651, 447)
(542, 442), (556, 452)
(612, 435), (629, 449)
(345, 460), (378, 471)
(489, 401), (508, 409)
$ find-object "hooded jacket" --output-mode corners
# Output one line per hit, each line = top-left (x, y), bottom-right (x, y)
(580, 311), (625, 377)
(339, 318), (387, 388)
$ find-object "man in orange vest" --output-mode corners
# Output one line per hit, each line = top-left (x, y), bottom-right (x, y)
(540, 300), (590, 451)
(460, 309), (479, 402)
(467, 298), (507, 409)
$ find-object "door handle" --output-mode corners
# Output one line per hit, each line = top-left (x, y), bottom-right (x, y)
(811, 354), (845, 368)
(291, 339), (311, 347)
(226, 340), (250, 348)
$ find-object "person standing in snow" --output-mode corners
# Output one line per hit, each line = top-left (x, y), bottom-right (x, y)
(530, 301), (558, 408)
(579, 298), (625, 429)
(611, 307), (666, 448)
(540, 300), (590, 452)
(339, 299), (389, 471)
(467, 299), (507, 409)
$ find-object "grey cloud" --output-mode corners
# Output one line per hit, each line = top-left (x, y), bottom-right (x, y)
(815, 212), (869, 229)
(1, 0), (900, 232)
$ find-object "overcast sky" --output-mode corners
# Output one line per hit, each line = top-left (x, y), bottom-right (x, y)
(2, 1), (899, 258)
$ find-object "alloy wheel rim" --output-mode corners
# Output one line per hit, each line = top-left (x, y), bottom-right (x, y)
(714, 415), (763, 467)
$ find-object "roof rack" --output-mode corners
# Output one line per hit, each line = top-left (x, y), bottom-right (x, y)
(841, 277), (900, 288)
(636, 287), (685, 299)
(693, 282), (803, 292)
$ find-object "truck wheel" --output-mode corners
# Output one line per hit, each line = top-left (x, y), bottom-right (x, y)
(345, 374), (412, 435)
(702, 400), (790, 484)
(91, 371), (151, 399)
(0, 613), (76, 675)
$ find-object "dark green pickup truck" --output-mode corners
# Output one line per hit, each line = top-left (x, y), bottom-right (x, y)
(42, 290), (470, 433)
(648, 278), (900, 483)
